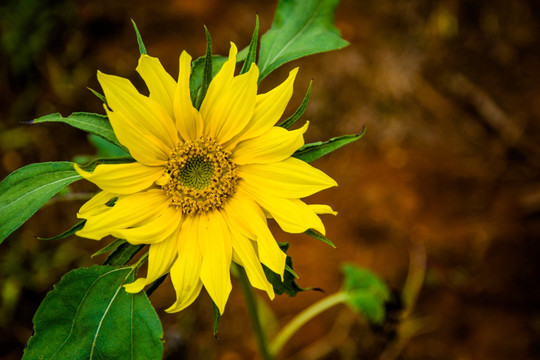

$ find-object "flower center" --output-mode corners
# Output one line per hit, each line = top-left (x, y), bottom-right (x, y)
(160, 137), (238, 215)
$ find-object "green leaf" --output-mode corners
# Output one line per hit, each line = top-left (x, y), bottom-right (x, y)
(277, 80), (312, 129)
(240, 15), (259, 75)
(78, 156), (135, 172)
(23, 265), (163, 360)
(263, 243), (305, 296)
(258, 0), (349, 81)
(91, 238), (126, 258)
(88, 134), (130, 158)
(31, 112), (127, 152)
(103, 241), (145, 266)
(87, 87), (107, 104)
(0, 162), (82, 244)
(194, 27), (214, 110)
(342, 264), (390, 325)
(293, 129), (365, 163)
(38, 220), (86, 241)
(131, 19), (148, 55)
(212, 301), (220, 338)
(190, 55), (227, 107)
(305, 228), (336, 248)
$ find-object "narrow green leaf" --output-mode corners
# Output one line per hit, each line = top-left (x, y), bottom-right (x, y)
(38, 220), (86, 241)
(305, 228), (336, 248)
(293, 129), (365, 163)
(103, 242), (145, 266)
(23, 265), (163, 360)
(31, 112), (127, 152)
(277, 80), (312, 129)
(240, 15), (259, 75)
(78, 156), (135, 172)
(87, 87), (107, 104)
(131, 19), (147, 55)
(342, 264), (390, 325)
(212, 301), (220, 338)
(91, 238), (126, 258)
(194, 26), (213, 110)
(258, 0), (349, 81)
(0, 162), (81, 244)
(190, 55), (227, 107)
(263, 243), (306, 296)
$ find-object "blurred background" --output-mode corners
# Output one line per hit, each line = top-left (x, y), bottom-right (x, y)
(1, 0), (539, 359)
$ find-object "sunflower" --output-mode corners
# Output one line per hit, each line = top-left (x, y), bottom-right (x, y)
(74, 43), (337, 314)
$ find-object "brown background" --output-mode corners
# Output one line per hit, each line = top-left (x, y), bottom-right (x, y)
(0, 0), (539, 359)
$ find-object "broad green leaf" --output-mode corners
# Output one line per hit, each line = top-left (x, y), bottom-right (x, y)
(131, 19), (147, 55)
(293, 130), (365, 163)
(38, 220), (86, 241)
(0, 162), (82, 244)
(31, 112), (127, 151)
(190, 55), (227, 107)
(342, 264), (390, 325)
(194, 26), (214, 110)
(277, 80), (312, 129)
(240, 15), (259, 75)
(305, 228), (336, 248)
(263, 243), (305, 296)
(258, 0), (349, 81)
(23, 265), (163, 360)
(89, 134), (130, 158)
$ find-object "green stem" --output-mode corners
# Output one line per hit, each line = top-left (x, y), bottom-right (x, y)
(270, 292), (349, 356)
(237, 266), (273, 360)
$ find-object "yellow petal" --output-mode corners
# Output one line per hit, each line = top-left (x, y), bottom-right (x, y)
(76, 189), (170, 240)
(166, 215), (204, 313)
(224, 188), (286, 277)
(136, 54), (177, 118)
(174, 51), (204, 141)
(233, 68), (298, 144)
(111, 205), (182, 245)
(124, 228), (180, 293)
(105, 106), (169, 166)
(201, 43), (259, 143)
(309, 204), (338, 215)
(230, 228), (275, 299)
(241, 183), (327, 235)
(98, 71), (178, 150)
(232, 122), (308, 165)
(78, 191), (120, 218)
(199, 211), (232, 315)
(237, 157), (337, 198)
(74, 162), (163, 194)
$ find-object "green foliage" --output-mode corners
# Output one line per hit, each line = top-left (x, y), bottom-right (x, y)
(78, 156), (135, 172)
(240, 16), (259, 75)
(131, 19), (148, 56)
(263, 243), (305, 296)
(305, 228), (336, 248)
(212, 301), (220, 337)
(103, 241), (145, 266)
(31, 112), (127, 152)
(258, 0), (349, 81)
(342, 264), (391, 325)
(194, 27), (214, 110)
(23, 266), (163, 360)
(293, 130), (365, 163)
(190, 56), (227, 107)
(88, 134), (130, 158)
(87, 87), (107, 104)
(0, 162), (81, 243)
(277, 80), (312, 129)
(38, 220), (86, 241)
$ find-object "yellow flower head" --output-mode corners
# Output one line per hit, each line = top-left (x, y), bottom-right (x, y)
(75, 43), (337, 314)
